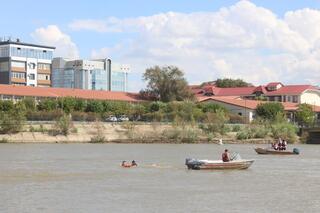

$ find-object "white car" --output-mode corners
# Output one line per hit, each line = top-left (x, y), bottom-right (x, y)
(118, 115), (129, 122)
(105, 116), (118, 122)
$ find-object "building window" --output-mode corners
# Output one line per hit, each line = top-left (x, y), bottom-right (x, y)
(11, 61), (26, 69)
(292, 96), (298, 103)
(12, 82), (26, 86)
(287, 96), (292, 102)
(28, 62), (36, 69)
(11, 72), (26, 79)
(29, 73), (35, 80)
(38, 74), (50, 80)
(3, 95), (12, 100)
(38, 63), (51, 70)
(0, 61), (9, 72)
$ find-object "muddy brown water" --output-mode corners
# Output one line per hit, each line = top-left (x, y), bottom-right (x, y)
(0, 143), (319, 213)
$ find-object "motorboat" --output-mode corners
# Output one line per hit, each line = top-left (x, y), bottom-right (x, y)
(254, 147), (299, 155)
(185, 158), (254, 170)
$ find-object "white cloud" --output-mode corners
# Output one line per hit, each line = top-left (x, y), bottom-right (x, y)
(69, 0), (320, 90)
(31, 25), (79, 59)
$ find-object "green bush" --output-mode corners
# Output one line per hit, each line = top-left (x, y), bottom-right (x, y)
(72, 112), (100, 122)
(89, 122), (106, 143)
(229, 113), (246, 124)
(53, 114), (74, 136)
(236, 125), (270, 140)
(232, 125), (242, 132)
(236, 130), (251, 140)
(37, 99), (58, 111)
(271, 122), (298, 143)
(0, 138), (8, 143)
(256, 102), (285, 122)
(26, 110), (63, 121)
(0, 103), (26, 134)
(0, 100), (14, 111)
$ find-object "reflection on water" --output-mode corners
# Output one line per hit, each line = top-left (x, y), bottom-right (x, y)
(0, 143), (319, 213)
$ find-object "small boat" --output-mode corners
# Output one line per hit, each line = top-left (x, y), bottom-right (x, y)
(185, 158), (254, 170)
(254, 147), (299, 155)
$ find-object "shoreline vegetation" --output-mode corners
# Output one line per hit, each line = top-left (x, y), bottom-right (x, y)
(0, 96), (306, 144)
(0, 121), (299, 144)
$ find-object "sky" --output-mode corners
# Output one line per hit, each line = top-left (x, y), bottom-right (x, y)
(1, 0), (320, 91)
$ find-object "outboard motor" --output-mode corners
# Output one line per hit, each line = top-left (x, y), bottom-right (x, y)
(185, 158), (202, 170)
(293, 148), (300, 155)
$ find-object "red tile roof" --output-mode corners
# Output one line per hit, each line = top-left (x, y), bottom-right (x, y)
(265, 85), (315, 95)
(0, 84), (142, 102)
(266, 82), (283, 87)
(197, 96), (320, 112)
(191, 82), (319, 97)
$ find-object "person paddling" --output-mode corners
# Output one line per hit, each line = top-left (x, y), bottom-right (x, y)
(222, 149), (230, 162)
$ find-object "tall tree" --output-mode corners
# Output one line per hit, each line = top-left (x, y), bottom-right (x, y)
(256, 102), (285, 122)
(296, 104), (315, 127)
(141, 66), (194, 102)
(215, 78), (251, 88)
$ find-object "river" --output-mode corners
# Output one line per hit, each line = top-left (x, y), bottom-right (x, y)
(0, 143), (319, 213)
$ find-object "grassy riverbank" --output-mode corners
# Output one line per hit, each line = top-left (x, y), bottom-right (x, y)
(0, 121), (296, 144)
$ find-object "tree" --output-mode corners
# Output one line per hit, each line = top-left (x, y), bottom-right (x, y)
(141, 65), (194, 102)
(86, 100), (104, 113)
(37, 99), (58, 111)
(215, 78), (251, 88)
(256, 102), (285, 122)
(0, 100), (14, 111)
(21, 98), (36, 111)
(58, 97), (77, 113)
(296, 104), (315, 127)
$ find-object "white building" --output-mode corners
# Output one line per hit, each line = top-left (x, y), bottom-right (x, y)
(0, 37), (55, 87)
(52, 58), (130, 92)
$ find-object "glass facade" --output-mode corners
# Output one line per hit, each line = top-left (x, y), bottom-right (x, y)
(111, 71), (126, 92)
(52, 69), (75, 88)
(0, 46), (9, 57)
(10, 47), (53, 60)
(92, 69), (108, 90)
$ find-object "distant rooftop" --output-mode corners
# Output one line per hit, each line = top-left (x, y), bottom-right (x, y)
(0, 37), (55, 49)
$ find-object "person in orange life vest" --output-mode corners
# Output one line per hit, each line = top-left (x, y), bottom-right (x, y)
(222, 149), (230, 162)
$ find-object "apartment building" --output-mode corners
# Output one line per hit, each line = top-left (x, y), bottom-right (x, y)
(0, 37), (55, 87)
(52, 57), (130, 92)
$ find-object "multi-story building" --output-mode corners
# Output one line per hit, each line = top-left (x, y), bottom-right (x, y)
(0, 37), (55, 87)
(52, 58), (130, 92)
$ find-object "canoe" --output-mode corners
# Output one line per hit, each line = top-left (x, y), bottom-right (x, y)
(254, 147), (299, 155)
(185, 158), (254, 170)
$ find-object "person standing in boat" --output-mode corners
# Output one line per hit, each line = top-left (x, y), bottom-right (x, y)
(222, 149), (230, 162)
(282, 140), (287, 150)
(277, 137), (283, 150)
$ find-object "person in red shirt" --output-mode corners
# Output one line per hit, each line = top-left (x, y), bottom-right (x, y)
(222, 149), (230, 162)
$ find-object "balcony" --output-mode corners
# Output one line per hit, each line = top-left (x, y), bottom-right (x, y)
(11, 67), (26, 72)
(37, 68), (51, 74)
(37, 79), (51, 86)
(11, 78), (26, 83)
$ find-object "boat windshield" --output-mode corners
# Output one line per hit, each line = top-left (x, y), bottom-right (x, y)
(230, 153), (241, 160)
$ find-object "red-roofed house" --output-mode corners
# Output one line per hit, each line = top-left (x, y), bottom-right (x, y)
(192, 82), (320, 106)
(198, 96), (320, 122)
